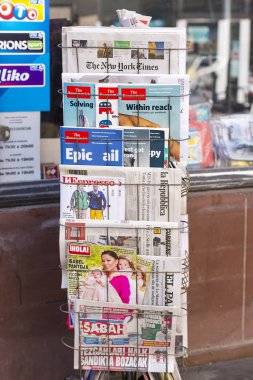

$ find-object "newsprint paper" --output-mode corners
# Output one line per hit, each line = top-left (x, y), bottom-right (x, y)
(62, 27), (186, 75)
(74, 300), (177, 373)
(59, 165), (182, 223)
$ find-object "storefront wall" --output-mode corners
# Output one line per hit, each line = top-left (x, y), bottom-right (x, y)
(0, 187), (252, 378)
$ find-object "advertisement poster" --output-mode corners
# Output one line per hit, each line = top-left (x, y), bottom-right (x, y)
(0, 0), (50, 111)
(0, 111), (40, 182)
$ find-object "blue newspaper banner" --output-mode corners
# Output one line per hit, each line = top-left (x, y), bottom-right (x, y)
(0, 0), (50, 111)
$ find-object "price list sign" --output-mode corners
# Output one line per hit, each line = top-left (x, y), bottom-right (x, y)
(0, 112), (40, 182)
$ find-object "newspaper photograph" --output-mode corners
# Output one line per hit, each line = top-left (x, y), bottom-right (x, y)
(60, 165), (182, 223)
(74, 300), (177, 372)
(62, 27), (186, 75)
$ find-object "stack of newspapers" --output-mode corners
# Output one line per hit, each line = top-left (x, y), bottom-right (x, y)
(60, 24), (189, 380)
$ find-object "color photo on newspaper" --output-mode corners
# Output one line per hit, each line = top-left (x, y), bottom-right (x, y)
(74, 300), (177, 372)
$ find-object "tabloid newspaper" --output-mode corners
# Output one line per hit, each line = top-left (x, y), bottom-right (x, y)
(62, 73), (189, 164)
(62, 27), (186, 75)
(60, 165), (182, 223)
(74, 300), (177, 373)
(59, 219), (180, 288)
(60, 126), (169, 168)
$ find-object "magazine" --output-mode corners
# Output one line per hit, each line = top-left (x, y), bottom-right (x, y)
(62, 73), (189, 163)
(62, 82), (96, 127)
(66, 243), (154, 328)
(60, 167), (125, 221)
(118, 84), (180, 134)
(74, 299), (177, 372)
(60, 165), (182, 223)
(95, 83), (119, 128)
(60, 126), (169, 168)
(62, 27), (186, 75)
(59, 219), (180, 288)
(60, 126), (123, 166)
(67, 243), (154, 305)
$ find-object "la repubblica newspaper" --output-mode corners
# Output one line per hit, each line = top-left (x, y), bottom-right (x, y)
(74, 300), (178, 373)
(59, 165), (182, 223)
(62, 27), (186, 75)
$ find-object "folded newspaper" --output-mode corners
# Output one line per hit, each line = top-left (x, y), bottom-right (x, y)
(59, 219), (181, 288)
(62, 27), (186, 75)
(74, 300), (177, 372)
(59, 165), (182, 223)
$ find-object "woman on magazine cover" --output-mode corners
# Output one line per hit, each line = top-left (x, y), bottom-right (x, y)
(101, 250), (131, 304)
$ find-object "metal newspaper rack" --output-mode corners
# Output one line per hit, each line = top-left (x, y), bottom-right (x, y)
(59, 41), (189, 380)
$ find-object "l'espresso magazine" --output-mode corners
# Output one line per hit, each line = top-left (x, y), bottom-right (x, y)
(62, 73), (189, 164)
(60, 165), (182, 223)
(74, 299), (177, 373)
(60, 126), (169, 168)
(62, 27), (186, 75)
(59, 219), (180, 288)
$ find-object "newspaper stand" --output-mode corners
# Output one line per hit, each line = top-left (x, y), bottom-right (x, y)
(59, 35), (190, 380)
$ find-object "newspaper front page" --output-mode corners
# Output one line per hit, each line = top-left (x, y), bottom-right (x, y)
(74, 300), (177, 372)
(62, 27), (186, 75)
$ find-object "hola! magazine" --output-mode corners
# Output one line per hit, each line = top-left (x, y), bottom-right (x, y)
(66, 243), (153, 306)
(74, 299), (177, 373)
(60, 125), (169, 168)
(62, 27), (186, 75)
(66, 242), (153, 329)
(59, 165), (182, 223)
(59, 219), (180, 289)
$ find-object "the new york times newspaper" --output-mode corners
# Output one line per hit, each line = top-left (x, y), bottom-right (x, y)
(62, 27), (186, 75)
(74, 300), (177, 373)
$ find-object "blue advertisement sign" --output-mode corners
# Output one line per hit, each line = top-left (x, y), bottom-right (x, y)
(0, 0), (50, 111)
